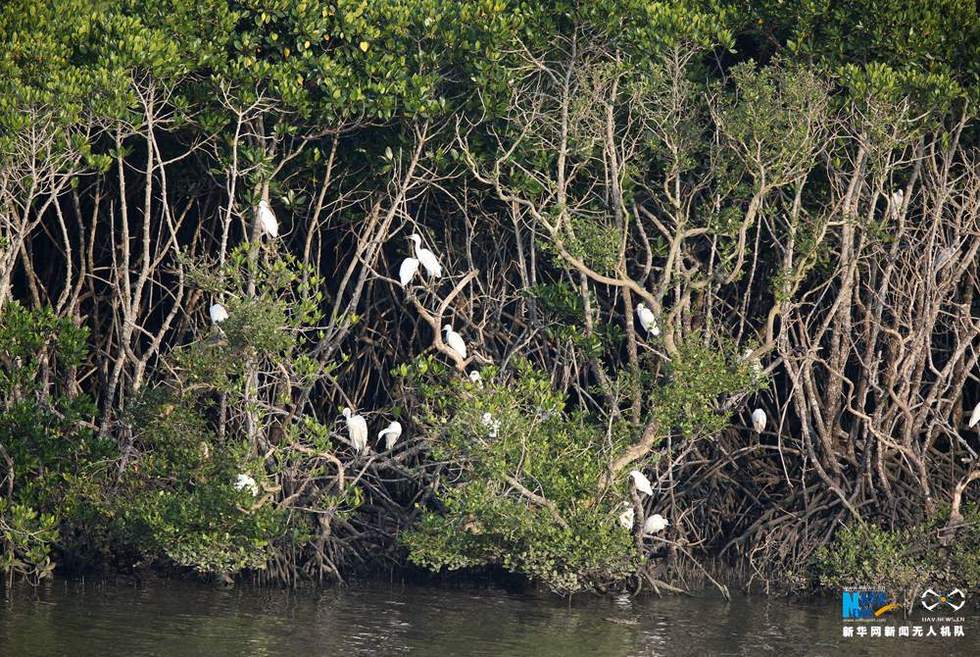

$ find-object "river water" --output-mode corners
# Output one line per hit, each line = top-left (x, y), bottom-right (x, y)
(0, 579), (975, 656)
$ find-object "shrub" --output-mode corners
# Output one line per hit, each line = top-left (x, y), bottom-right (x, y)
(0, 303), (112, 583)
(109, 390), (284, 577)
(399, 357), (639, 594)
(811, 505), (980, 610)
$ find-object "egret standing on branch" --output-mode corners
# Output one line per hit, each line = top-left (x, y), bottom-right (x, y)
(742, 348), (763, 378)
(618, 502), (635, 530)
(481, 412), (500, 438)
(629, 470), (653, 496)
(233, 473), (259, 497)
(342, 407), (368, 454)
(209, 302), (229, 324)
(257, 200), (279, 238)
(443, 325), (467, 360)
(751, 408), (767, 433)
(409, 233), (442, 278)
(968, 401), (980, 429)
(643, 514), (669, 535)
(635, 302), (660, 337)
(889, 189), (904, 219)
(378, 420), (403, 451)
(399, 257), (420, 287)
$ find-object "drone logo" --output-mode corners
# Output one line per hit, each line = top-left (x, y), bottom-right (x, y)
(920, 588), (967, 612)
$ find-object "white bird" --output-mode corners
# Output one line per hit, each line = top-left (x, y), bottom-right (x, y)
(399, 257), (421, 287)
(889, 189), (904, 220)
(643, 513), (669, 535)
(257, 200), (279, 238)
(378, 420), (403, 451)
(629, 470), (654, 496)
(468, 371), (482, 384)
(968, 402), (980, 429)
(343, 407), (368, 453)
(751, 408), (767, 433)
(443, 325), (468, 360)
(618, 502), (635, 530)
(635, 302), (660, 337)
(481, 411), (500, 438)
(409, 233), (442, 278)
(209, 302), (229, 324)
(743, 348), (763, 378)
(233, 473), (259, 496)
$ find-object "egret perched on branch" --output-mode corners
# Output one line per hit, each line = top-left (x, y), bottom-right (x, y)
(888, 189), (904, 220)
(378, 420), (403, 451)
(643, 513), (669, 535)
(409, 233), (442, 278)
(399, 257), (420, 287)
(635, 302), (660, 337)
(742, 348), (763, 378)
(233, 473), (259, 497)
(618, 502), (635, 530)
(890, 189), (904, 209)
(209, 302), (229, 324)
(629, 470), (653, 496)
(443, 325), (467, 360)
(968, 402), (980, 429)
(257, 200), (279, 238)
(959, 404), (980, 461)
(751, 408), (767, 433)
(481, 412), (500, 438)
(342, 407), (368, 454)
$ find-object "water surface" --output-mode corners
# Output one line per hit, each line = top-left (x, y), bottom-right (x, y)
(0, 580), (974, 656)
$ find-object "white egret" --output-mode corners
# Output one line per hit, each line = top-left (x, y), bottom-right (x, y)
(233, 473), (259, 496)
(643, 513), (669, 535)
(629, 470), (654, 496)
(890, 189), (904, 210)
(443, 325), (468, 360)
(968, 402), (980, 428)
(409, 233), (442, 278)
(618, 502), (635, 530)
(257, 200), (279, 238)
(742, 348), (763, 378)
(468, 370), (482, 384)
(888, 189), (904, 220)
(343, 407), (368, 453)
(481, 411), (500, 438)
(209, 302), (229, 324)
(399, 257), (420, 287)
(378, 420), (403, 451)
(751, 408), (767, 433)
(635, 302), (660, 337)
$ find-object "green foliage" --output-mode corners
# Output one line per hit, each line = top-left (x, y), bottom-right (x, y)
(1, 0), (976, 594)
(565, 214), (623, 275)
(714, 61), (831, 188)
(112, 390), (282, 576)
(111, 244), (336, 578)
(177, 243), (327, 393)
(0, 303), (111, 583)
(400, 358), (637, 594)
(653, 337), (758, 437)
(812, 505), (980, 609)
(747, 0), (979, 102)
